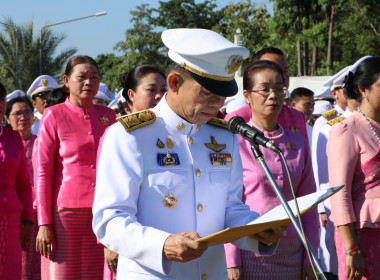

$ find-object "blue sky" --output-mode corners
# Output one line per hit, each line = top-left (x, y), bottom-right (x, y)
(1, 0), (268, 59)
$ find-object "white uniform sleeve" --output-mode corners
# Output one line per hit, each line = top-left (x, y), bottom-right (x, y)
(92, 123), (171, 274)
(224, 134), (275, 255)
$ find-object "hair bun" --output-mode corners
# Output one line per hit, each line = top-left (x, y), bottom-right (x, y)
(343, 71), (354, 88)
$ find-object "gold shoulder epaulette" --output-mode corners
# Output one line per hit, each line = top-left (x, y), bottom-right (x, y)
(207, 117), (229, 130)
(322, 109), (338, 120)
(33, 116), (38, 122)
(117, 109), (156, 132)
(327, 116), (345, 126)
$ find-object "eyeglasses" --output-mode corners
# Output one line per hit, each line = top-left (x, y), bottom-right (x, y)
(10, 111), (33, 118)
(248, 87), (288, 98)
(146, 88), (167, 95)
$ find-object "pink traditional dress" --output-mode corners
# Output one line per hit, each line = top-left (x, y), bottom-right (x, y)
(328, 111), (380, 280)
(35, 98), (116, 280)
(0, 126), (34, 280)
(21, 134), (40, 280)
(224, 120), (318, 279)
(224, 104), (308, 140)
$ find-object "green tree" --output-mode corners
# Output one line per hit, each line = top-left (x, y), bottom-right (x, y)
(212, 0), (270, 66)
(152, 0), (221, 29)
(113, 4), (166, 83)
(332, 0), (380, 68)
(98, 0), (223, 93)
(96, 53), (124, 92)
(0, 19), (76, 92)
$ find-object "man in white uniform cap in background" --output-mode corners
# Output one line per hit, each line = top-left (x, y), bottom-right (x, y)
(6, 89), (25, 102)
(93, 28), (284, 280)
(93, 82), (115, 107)
(26, 75), (58, 135)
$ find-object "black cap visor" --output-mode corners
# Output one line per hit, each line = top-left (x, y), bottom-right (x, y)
(189, 72), (238, 97)
(32, 90), (51, 100)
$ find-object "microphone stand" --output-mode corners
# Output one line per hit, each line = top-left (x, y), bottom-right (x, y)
(250, 143), (327, 280)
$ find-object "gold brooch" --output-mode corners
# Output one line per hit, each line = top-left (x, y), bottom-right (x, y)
(99, 115), (110, 125)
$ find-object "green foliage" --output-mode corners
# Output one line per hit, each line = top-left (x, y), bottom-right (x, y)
(110, 4), (167, 91)
(98, 1), (223, 92)
(212, 0), (270, 66)
(96, 53), (124, 92)
(152, 0), (221, 29)
(0, 19), (76, 92)
(3, 0), (379, 94)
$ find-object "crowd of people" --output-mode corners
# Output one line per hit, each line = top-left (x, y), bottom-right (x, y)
(0, 27), (378, 280)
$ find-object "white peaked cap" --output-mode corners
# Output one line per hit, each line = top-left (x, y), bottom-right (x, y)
(162, 28), (250, 97)
(6, 90), (26, 101)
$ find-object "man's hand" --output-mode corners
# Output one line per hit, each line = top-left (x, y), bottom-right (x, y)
(320, 213), (328, 229)
(250, 226), (287, 245)
(104, 247), (118, 274)
(228, 266), (243, 280)
(163, 232), (208, 262)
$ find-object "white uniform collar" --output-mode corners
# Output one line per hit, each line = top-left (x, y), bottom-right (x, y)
(333, 104), (345, 115)
(343, 108), (353, 118)
(153, 94), (201, 136)
(34, 111), (43, 119)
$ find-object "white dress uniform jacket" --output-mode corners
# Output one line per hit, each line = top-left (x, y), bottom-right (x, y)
(311, 105), (349, 275)
(31, 111), (42, 135)
(93, 97), (273, 280)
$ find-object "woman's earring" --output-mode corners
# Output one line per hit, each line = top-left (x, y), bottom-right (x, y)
(364, 95), (369, 101)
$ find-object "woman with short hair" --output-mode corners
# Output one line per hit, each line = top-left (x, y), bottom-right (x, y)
(225, 60), (318, 280)
(5, 96), (40, 279)
(0, 83), (34, 279)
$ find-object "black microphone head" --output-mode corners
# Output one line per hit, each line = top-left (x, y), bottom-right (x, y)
(228, 116), (245, 134)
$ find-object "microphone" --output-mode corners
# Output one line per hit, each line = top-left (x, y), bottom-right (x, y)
(228, 116), (282, 154)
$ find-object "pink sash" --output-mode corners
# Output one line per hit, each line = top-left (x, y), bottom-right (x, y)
(353, 146), (380, 196)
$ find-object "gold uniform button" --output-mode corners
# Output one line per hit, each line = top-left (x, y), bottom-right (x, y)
(201, 273), (207, 280)
(188, 137), (193, 144)
(195, 169), (201, 177)
(197, 204), (203, 212)
(176, 122), (185, 131)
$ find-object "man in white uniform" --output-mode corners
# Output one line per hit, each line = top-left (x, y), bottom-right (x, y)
(93, 28), (283, 280)
(26, 75), (58, 135)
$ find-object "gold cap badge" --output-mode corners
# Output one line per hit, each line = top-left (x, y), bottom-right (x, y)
(226, 55), (243, 74)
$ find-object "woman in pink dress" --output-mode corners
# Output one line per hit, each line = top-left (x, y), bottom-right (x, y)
(327, 56), (380, 280)
(0, 83), (34, 279)
(5, 96), (40, 279)
(103, 64), (167, 280)
(34, 55), (117, 280)
(224, 60), (318, 280)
